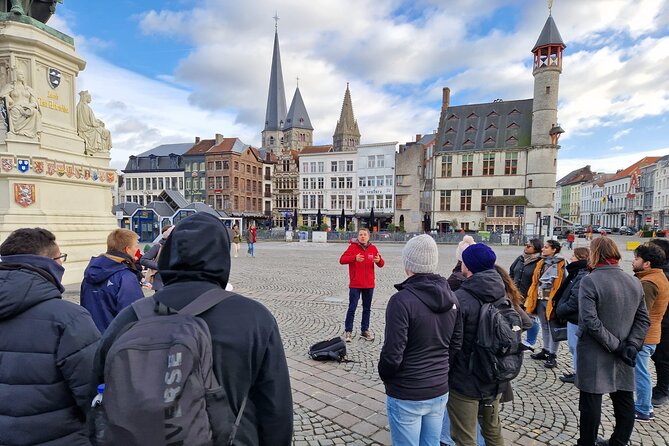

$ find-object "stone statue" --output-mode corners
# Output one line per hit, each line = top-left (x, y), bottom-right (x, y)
(76, 90), (111, 155)
(0, 68), (42, 139)
(4, 0), (62, 24)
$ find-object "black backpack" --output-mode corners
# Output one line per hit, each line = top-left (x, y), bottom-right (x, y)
(308, 337), (347, 361)
(469, 297), (524, 384)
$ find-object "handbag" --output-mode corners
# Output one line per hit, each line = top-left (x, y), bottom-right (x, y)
(548, 318), (568, 342)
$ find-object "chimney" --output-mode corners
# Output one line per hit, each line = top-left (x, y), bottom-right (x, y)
(195, 136), (201, 143)
(415, 134), (422, 142)
(215, 133), (224, 145)
(441, 87), (451, 113)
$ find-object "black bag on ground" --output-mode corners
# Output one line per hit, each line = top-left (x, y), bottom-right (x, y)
(469, 297), (524, 383)
(308, 337), (347, 361)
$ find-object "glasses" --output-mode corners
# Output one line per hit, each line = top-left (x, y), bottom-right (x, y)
(52, 253), (67, 263)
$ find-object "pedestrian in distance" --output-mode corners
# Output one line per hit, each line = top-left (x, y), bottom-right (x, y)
(0, 228), (100, 446)
(139, 224), (174, 292)
(91, 212), (293, 445)
(525, 239), (566, 368)
(80, 228), (145, 332)
(632, 243), (669, 422)
(566, 231), (575, 250)
(509, 238), (542, 350)
(340, 227), (385, 342)
(232, 223), (242, 258)
(246, 222), (257, 257)
(648, 238), (669, 407)
(575, 237), (650, 446)
(554, 247), (590, 384)
(379, 234), (462, 446)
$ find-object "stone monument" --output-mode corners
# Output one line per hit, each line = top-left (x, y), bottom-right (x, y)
(0, 4), (118, 284)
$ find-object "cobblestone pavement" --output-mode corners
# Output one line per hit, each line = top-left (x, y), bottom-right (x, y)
(225, 236), (667, 446)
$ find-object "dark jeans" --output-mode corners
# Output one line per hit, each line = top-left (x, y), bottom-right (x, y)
(652, 323), (669, 395)
(345, 288), (373, 332)
(577, 390), (634, 446)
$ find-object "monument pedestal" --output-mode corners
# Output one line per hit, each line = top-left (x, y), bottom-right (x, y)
(0, 18), (117, 284)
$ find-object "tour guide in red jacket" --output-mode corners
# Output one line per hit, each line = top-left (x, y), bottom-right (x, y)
(340, 228), (385, 342)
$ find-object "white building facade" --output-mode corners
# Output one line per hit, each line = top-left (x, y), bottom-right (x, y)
(355, 142), (397, 230)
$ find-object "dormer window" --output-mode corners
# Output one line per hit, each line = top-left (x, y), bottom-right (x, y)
(466, 125), (477, 132)
(447, 113), (458, 121)
(445, 127), (456, 134)
(487, 111), (498, 117)
(463, 139), (475, 145)
(467, 112), (479, 119)
(484, 137), (495, 144)
(506, 136), (518, 145)
(508, 108), (521, 116)
(507, 122), (520, 129)
(486, 123), (497, 130)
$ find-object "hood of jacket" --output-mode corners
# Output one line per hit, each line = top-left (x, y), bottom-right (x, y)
(0, 257), (63, 320)
(83, 253), (136, 284)
(459, 269), (506, 303)
(395, 273), (458, 313)
(158, 212), (231, 288)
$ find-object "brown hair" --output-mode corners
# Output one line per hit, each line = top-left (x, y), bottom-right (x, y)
(107, 229), (138, 253)
(588, 237), (621, 268)
(494, 264), (523, 310)
(573, 247), (589, 261)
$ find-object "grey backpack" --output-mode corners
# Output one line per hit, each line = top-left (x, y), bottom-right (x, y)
(100, 289), (247, 446)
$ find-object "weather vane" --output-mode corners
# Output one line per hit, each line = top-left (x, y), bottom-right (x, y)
(273, 11), (280, 30)
(548, 0), (554, 15)
(296, 76), (300, 87)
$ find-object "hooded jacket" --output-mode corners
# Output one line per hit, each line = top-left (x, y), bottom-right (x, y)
(509, 253), (540, 298)
(339, 239), (384, 288)
(554, 259), (589, 325)
(634, 268), (669, 344)
(80, 252), (144, 332)
(449, 269), (507, 399)
(378, 273), (462, 400)
(0, 255), (100, 446)
(92, 213), (293, 446)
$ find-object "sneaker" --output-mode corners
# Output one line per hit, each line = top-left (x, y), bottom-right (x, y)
(344, 331), (352, 343)
(559, 373), (575, 383)
(596, 438), (609, 446)
(521, 340), (534, 350)
(544, 355), (557, 368)
(652, 391), (669, 407)
(635, 410), (653, 422)
(530, 349), (549, 360)
(360, 330), (375, 341)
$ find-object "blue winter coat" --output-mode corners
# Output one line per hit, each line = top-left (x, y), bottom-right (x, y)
(80, 254), (144, 332)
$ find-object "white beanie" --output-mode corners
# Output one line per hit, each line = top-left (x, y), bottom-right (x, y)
(455, 235), (476, 262)
(403, 234), (439, 274)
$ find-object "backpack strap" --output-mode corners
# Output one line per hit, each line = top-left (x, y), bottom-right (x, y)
(177, 288), (236, 316)
(132, 296), (160, 320)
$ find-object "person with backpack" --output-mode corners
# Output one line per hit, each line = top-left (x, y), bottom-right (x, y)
(509, 238), (542, 349)
(139, 225), (173, 291)
(575, 237), (650, 446)
(378, 234), (462, 446)
(90, 213), (293, 445)
(0, 228), (100, 446)
(447, 243), (517, 446)
(525, 239), (566, 368)
(80, 228), (145, 332)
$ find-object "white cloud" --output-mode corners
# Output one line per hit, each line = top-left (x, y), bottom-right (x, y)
(610, 145), (624, 152)
(611, 128), (632, 141)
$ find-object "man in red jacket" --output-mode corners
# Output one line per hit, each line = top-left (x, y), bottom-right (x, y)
(340, 228), (384, 342)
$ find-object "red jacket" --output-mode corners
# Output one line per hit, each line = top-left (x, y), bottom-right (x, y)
(339, 239), (384, 289)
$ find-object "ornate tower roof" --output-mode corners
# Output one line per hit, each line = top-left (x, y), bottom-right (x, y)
(264, 30), (287, 131)
(283, 86), (313, 130)
(532, 15), (565, 52)
(333, 83), (361, 151)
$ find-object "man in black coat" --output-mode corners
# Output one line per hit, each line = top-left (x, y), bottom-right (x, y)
(0, 228), (100, 446)
(448, 243), (507, 446)
(91, 213), (293, 445)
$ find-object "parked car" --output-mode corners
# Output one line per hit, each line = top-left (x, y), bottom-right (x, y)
(598, 227), (613, 234)
(574, 226), (586, 235)
(619, 226), (637, 235)
(553, 226), (572, 239)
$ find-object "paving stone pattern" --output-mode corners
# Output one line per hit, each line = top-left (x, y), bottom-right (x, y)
(227, 237), (668, 446)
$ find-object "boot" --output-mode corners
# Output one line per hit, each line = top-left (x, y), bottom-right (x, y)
(544, 354), (558, 368)
(530, 348), (549, 360)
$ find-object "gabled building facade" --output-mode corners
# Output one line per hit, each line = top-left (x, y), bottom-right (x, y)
(183, 136), (216, 203)
(395, 134), (436, 232)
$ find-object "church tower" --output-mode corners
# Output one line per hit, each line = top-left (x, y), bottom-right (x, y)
(261, 27), (287, 154)
(283, 85), (313, 151)
(526, 13), (565, 220)
(332, 83), (361, 152)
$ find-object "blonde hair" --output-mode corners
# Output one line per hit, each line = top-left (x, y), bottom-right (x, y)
(107, 228), (138, 253)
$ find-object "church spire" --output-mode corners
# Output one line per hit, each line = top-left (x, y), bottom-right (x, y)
(263, 28), (287, 132)
(333, 83), (361, 152)
(284, 86), (313, 130)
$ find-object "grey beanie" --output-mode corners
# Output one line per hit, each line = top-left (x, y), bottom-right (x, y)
(403, 234), (439, 274)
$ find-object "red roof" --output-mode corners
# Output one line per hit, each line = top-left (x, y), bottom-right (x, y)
(183, 139), (214, 155)
(611, 157), (661, 180)
(299, 145), (332, 155)
(207, 138), (241, 154)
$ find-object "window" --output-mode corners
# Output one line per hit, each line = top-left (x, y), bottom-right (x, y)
(441, 155), (452, 177)
(528, 179), (533, 187)
(199, 162), (205, 171)
(303, 195), (309, 208)
(339, 177), (345, 189)
(396, 196), (403, 209)
(331, 178), (337, 189)
(505, 152), (518, 175)
(358, 177), (365, 187)
(346, 160), (353, 172)
(367, 177), (375, 187)
(376, 155), (385, 168)
(310, 178), (317, 189)
(346, 177), (353, 188)
(339, 161), (346, 172)
(246, 165), (251, 174)
(396, 176), (403, 186)
(385, 195), (392, 209)
(185, 163), (191, 172)
(460, 190), (472, 211)
(367, 156), (375, 168)
(358, 197), (365, 210)
(496, 206), (504, 217)
(331, 161), (338, 172)
(462, 154), (473, 176)
(215, 161), (222, 170)
(440, 190), (451, 211)
(331, 195), (337, 209)
(309, 195), (316, 209)
(483, 153), (495, 176)
(505, 205), (514, 217)
(318, 162), (324, 173)
(158, 178), (164, 190)
(179, 177), (183, 190)
(310, 162), (316, 173)
(503, 188), (516, 196)
(481, 189), (493, 211)
(138, 178), (144, 189)
(246, 179), (251, 191)
(234, 161), (239, 171)
(207, 162), (215, 170)
(215, 177), (222, 189)
(302, 178), (309, 189)
(208, 177), (215, 189)
(487, 206), (494, 217)
(377, 176), (384, 187)
(318, 177), (324, 189)
(234, 177), (239, 190)
(346, 195), (352, 209)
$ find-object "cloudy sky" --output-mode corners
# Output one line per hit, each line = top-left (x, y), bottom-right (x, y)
(53, 0), (669, 178)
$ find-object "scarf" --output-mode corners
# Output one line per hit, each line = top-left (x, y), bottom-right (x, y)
(539, 255), (562, 291)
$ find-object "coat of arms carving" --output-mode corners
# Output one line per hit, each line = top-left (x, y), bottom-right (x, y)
(14, 183), (35, 208)
(1, 157), (14, 172)
(46, 162), (56, 176)
(17, 159), (30, 173)
(33, 161), (44, 174)
(48, 67), (62, 89)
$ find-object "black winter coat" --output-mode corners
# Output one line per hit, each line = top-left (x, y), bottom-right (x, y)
(509, 254), (540, 298)
(0, 261), (100, 446)
(378, 273), (462, 400)
(554, 260), (589, 324)
(449, 269), (507, 399)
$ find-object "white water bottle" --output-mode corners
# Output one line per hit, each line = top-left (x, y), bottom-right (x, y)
(91, 384), (106, 445)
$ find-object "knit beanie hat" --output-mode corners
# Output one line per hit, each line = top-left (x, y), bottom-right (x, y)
(462, 243), (496, 274)
(402, 234), (439, 274)
(456, 235), (476, 262)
